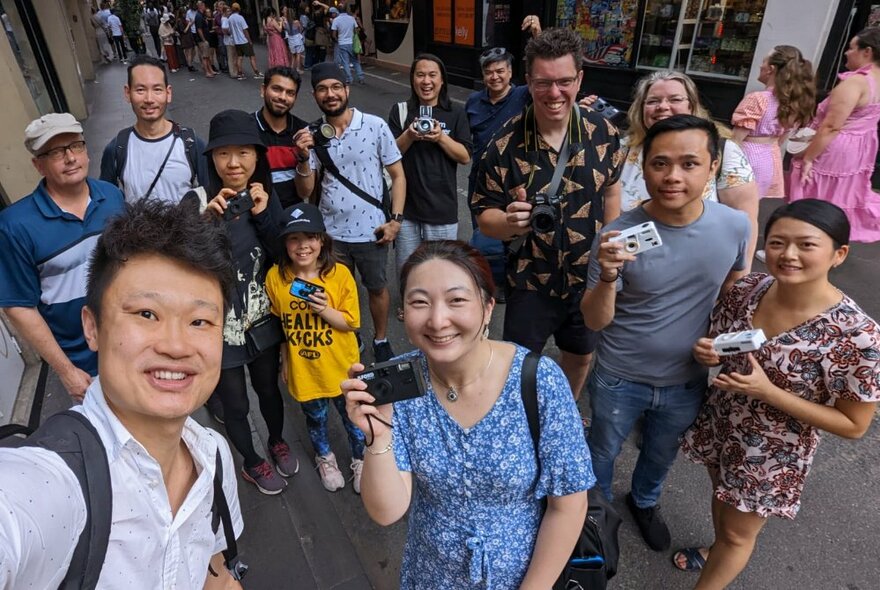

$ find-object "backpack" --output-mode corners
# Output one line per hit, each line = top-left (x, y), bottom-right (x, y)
(520, 353), (622, 589)
(1, 410), (246, 588)
(112, 122), (201, 191)
(304, 18), (317, 41)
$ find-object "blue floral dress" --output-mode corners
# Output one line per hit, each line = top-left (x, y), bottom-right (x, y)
(392, 345), (596, 589)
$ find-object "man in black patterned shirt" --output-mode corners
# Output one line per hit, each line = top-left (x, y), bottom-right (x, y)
(470, 27), (623, 398)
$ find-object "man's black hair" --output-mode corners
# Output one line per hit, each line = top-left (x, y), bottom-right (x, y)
(127, 54), (169, 87)
(407, 53), (451, 111)
(642, 114), (720, 163)
(263, 66), (301, 96)
(524, 27), (584, 76)
(86, 199), (235, 322)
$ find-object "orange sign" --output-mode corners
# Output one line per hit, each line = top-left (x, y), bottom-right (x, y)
(454, 1), (475, 46)
(433, 0), (452, 43)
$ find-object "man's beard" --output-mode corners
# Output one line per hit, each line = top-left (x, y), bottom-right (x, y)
(319, 96), (349, 118)
(264, 98), (292, 117)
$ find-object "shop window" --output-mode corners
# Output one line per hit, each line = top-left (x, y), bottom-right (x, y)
(556, 0), (639, 68)
(372, 0), (410, 53)
(687, 0), (767, 80)
(432, 0), (478, 47)
(0, 1), (58, 114)
(375, 0), (410, 22)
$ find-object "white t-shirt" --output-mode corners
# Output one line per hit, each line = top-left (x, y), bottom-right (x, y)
(123, 129), (194, 203)
(107, 14), (123, 37)
(221, 15), (235, 45)
(228, 12), (249, 45)
(0, 379), (243, 589)
(331, 13), (358, 45)
(186, 8), (198, 33)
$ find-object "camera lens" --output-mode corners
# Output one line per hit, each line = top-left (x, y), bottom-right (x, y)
(370, 379), (393, 401)
(624, 238), (639, 253)
(530, 204), (557, 234)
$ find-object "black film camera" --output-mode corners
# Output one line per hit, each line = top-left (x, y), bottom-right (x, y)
(309, 122), (336, 147)
(591, 97), (626, 125)
(529, 193), (563, 234)
(355, 359), (427, 405)
(223, 189), (254, 220)
(413, 105), (434, 135)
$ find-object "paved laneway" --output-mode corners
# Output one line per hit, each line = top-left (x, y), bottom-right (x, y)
(61, 49), (880, 590)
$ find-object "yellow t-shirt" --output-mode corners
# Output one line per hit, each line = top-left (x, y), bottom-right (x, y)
(265, 262), (360, 402)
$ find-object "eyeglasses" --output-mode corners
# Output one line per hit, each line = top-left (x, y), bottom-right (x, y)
(315, 83), (346, 93)
(36, 140), (87, 161)
(479, 47), (510, 67)
(530, 77), (579, 92)
(644, 96), (689, 108)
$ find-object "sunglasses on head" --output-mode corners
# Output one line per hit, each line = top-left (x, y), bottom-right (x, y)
(479, 47), (510, 67)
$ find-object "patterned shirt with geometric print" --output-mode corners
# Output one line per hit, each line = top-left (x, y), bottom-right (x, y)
(471, 105), (624, 300)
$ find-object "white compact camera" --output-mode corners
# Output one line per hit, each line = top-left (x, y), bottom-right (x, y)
(713, 329), (767, 356)
(610, 221), (663, 255)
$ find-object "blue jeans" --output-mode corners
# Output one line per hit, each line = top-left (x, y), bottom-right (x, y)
(335, 43), (363, 83)
(300, 395), (365, 460)
(394, 219), (458, 271)
(587, 364), (706, 507)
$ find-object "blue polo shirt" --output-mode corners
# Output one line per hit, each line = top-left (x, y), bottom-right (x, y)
(0, 178), (125, 375)
(465, 84), (531, 169)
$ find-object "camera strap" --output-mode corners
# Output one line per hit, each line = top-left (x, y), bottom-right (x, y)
(143, 133), (178, 200)
(312, 144), (390, 221)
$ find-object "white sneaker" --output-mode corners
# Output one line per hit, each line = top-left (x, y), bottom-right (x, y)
(315, 453), (345, 491)
(350, 459), (364, 494)
(755, 249), (766, 263)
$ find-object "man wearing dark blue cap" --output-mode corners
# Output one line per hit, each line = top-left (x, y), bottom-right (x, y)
(293, 62), (405, 363)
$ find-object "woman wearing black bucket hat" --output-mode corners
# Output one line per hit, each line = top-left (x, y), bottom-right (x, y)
(196, 109), (297, 495)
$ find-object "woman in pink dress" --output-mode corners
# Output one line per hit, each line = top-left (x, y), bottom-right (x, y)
(262, 7), (289, 69)
(789, 27), (880, 242)
(733, 46), (816, 198)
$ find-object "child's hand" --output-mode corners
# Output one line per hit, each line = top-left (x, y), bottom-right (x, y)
(693, 337), (721, 367)
(308, 290), (329, 314)
(280, 350), (289, 384)
(343, 363), (394, 439)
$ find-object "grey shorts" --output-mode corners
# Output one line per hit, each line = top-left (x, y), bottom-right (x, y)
(334, 240), (388, 292)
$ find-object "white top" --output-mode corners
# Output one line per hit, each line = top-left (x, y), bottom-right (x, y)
(0, 379), (243, 589)
(308, 108), (402, 242)
(123, 128), (194, 203)
(107, 13), (123, 37)
(619, 136), (756, 212)
(227, 12), (249, 45)
(186, 8), (198, 33)
(221, 15), (235, 45)
(331, 13), (358, 45)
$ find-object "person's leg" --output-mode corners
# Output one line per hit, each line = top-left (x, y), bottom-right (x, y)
(331, 394), (365, 460)
(586, 366), (653, 500)
(213, 365), (264, 468)
(337, 44), (352, 83)
(245, 345), (285, 444)
(558, 351), (591, 400)
(368, 288), (390, 342)
(394, 219), (423, 272)
(349, 44), (364, 81)
(694, 499), (768, 589)
(300, 398), (332, 457)
(350, 242), (391, 343)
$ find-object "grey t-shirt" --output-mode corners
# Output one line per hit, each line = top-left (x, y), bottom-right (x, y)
(586, 201), (750, 385)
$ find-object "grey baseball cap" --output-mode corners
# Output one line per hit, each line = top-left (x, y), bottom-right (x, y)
(24, 113), (84, 154)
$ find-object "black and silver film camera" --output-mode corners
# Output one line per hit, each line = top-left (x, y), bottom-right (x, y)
(529, 193), (563, 234)
(413, 105), (434, 135)
(223, 189), (254, 220)
(309, 121), (336, 147)
(591, 97), (625, 125)
(355, 359), (427, 405)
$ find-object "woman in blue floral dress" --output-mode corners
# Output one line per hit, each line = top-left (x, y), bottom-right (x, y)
(677, 200), (880, 588)
(344, 240), (595, 589)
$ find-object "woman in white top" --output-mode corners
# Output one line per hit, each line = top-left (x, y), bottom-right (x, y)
(620, 70), (760, 266)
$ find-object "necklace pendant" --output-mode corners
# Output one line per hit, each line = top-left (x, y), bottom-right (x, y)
(446, 386), (459, 402)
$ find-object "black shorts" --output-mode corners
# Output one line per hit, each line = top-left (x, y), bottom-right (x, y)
(503, 288), (598, 355)
(334, 240), (388, 292)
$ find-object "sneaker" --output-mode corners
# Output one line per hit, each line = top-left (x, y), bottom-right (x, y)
(269, 440), (300, 478)
(626, 493), (671, 551)
(315, 452), (345, 491)
(755, 249), (766, 263)
(350, 459), (364, 494)
(242, 460), (287, 495)
(373, 340), (394, 362)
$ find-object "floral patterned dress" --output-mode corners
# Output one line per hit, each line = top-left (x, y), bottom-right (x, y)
(392, 345), (595, 588)
(681, 273), (880, 519)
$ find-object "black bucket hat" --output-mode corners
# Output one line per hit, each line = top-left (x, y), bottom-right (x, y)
(204, 109), (266, 154)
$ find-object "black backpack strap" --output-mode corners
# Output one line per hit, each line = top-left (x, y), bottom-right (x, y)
(14, 411), (111, 590)
(173, 123), (200, 188)
(312, 143), (389, 220)
(716, 136), (726, 182)
(113, 127), (135, 190)
(211, 449), (248, 581)
(520, 351), (542, 459)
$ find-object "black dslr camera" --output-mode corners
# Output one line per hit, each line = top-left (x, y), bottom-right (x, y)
(223, 189), (254, 220)
(528, 193), (563, 234)
(355, 359), (427, 405)
(309, 121), (336, 147)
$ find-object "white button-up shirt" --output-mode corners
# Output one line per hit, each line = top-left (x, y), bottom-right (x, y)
(0, 378), (243, 589)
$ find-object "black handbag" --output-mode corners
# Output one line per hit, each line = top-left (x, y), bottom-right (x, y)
(244, 314), (284, 355)
(520, 352), (622, 589)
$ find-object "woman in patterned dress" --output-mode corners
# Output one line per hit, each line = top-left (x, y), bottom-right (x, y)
(343, 241), (595, 589)
(732, 46), (816, 198)
(677, 199), (880, 588)
(262, 6), (289, 69)
(620, 70), (760, 266)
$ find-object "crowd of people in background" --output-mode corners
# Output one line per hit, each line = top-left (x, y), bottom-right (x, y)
(1, 9), (880, 590)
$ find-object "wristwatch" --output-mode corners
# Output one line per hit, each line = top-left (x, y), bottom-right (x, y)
(390, 213), (403, 223)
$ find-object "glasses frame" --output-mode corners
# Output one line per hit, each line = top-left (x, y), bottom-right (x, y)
(36, 140), (87, 161)
(529, 77), (580, 92)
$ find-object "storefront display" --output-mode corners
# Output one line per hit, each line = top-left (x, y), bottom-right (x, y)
(687, 0), (767, 80)
(555, 0), (639, 68)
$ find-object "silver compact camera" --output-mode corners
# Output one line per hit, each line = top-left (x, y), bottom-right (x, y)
(610, 221), (662, 254)
(414, 105), (434, 135)
(713, 329), (767, 356)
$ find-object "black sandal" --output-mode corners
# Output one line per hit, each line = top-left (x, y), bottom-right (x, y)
(672, 547), (707, 572)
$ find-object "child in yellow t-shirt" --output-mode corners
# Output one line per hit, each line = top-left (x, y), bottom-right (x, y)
(265, 203), (364, 493)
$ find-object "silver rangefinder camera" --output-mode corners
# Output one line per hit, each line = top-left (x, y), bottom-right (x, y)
(610, 221), (663, 254)
(713, 329), (767, 356)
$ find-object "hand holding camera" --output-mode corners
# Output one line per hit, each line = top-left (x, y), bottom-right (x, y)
(504, 187), (535, 236)
(207, 184), (267, 220)
(343, 362), (395, 446)
(409, 106), (440, 141)
(692, 337), (722, 367)
(293, 127), (315, 162)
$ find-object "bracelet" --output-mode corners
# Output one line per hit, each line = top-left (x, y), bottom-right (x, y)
(366, 434), (393, 456)
(599, 269), (619, 283)
(295, 165), (313, 177)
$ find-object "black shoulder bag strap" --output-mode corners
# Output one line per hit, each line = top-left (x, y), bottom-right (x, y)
(312, 143), (390, 221)
(211, 449), (249, 581)
(520, 351), (542, 457)
(142, 130), (179, 200)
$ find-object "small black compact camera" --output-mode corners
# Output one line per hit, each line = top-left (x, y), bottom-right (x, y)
(529, 193), (563, 234)
(223, 189), (254, 220)
(413, 105), (434, 135)
(355, 359), (427, 405)
(591, 97), (626, 125)
(309, 122), (336, 147)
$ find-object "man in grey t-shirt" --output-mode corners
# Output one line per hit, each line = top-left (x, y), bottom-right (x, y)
(581, 115), (750, 552)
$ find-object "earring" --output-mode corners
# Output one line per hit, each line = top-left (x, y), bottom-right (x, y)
(482, 324), (490, 340)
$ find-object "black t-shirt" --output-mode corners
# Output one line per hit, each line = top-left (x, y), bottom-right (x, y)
(195, 12), (210, 41)
(255, 110), (309, 209)
(388, 101), (472, 225)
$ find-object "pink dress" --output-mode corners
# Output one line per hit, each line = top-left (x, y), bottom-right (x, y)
(732, 90), (786, 197)
(266, 19), (288, 68)
(789, 65), (880, 242)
